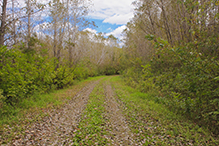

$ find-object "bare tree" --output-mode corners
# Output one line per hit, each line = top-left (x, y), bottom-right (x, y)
(0, 0), (7, 46)
(12, 0), (16, 44)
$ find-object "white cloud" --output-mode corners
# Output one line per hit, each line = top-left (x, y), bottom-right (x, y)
(83, 26), (127, 47)
(103, 13), (134, 25)
(89, 0), (135, 25)
(83, 28), (99, 42)
(84, 25), (127, 41)
(107, 27), (113, 31)
(106, 25), (127, 40)
(83, 28), (97, 34)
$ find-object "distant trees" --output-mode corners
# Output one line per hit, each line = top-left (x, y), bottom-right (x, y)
(1, 0), (123, 73)
(76, 30), (123, 75)
(0, 0), (124, 110)
(125, 0), (219, 59)
(47, 0), (91, 69)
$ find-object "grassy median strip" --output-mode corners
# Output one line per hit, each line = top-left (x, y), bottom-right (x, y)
(110, 76), (218, 146)
(0, 76), (104, 144)
(72, 78), (111, 145)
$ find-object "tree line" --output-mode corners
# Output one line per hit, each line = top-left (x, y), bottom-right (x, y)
(122, 0), (219, 135)
(1, 0), (218, 135)
(0, 0), (124, 110)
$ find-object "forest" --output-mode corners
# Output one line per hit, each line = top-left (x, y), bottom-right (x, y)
(0, 0), (125, 103)
(0, 0), (219, 144)
(122, 0), (219, 135)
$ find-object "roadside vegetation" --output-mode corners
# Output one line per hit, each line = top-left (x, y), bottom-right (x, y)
(111, 76), (218, 145)
(0, 77), (102, 129)
(0, 0), (124, 126)
(1, 75), (218, 145)
(0, 0), (218, 144)
(0, 76), (103, 144)
(122, 0), (219, 135)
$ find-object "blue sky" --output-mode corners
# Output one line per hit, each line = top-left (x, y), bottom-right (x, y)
(2, 0), (136, 41)
(88, 19), (123, 34)
(85, 0), (136, 40)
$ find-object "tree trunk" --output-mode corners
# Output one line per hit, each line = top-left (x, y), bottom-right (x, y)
(53, 17), (57, 60)
(12, 0), (16, 44)
(0, 0), (7, 46)
(160, 0), (172, 45)
(27, 0), (31, 49)
(66, 0), (73, 66)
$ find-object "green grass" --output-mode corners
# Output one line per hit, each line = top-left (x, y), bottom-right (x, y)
(110, 76), (218, 145)
(1, 76), (105, 124)
(0, 76), (104, 143)
(1, 75), (218, 145)
(72, 78), (111, 145)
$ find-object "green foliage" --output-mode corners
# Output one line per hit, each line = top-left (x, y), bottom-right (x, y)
(122, 38), (219, 135)
(154, 45), (218, 132)
(102, 66), (118, 75)
(0, 46), (52, 104)
(123, 0), (219, 136)
(0, 46), (76, 107)
(73, 65), (90, 81)
(111, 76), (218, 145)
(72, 80), (110, 145)
(0, 89), (6, 113)
(0, 41), (123, 109)
(0, 75), (103, 127)
(53, 65), (74, 89)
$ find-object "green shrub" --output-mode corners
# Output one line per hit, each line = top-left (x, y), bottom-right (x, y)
(0, 46), (56, 104)
(53, 65), (75, 89)
(122, 40), (219, 134)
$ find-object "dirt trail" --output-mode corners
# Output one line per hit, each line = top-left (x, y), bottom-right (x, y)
(104, 84), (135, 145)
(11, 80), (100, 146)
(3, 76), (217, 146)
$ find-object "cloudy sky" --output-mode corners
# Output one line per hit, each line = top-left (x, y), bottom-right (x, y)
(86, 0), (136, 40)
(1, 0), (136, 41)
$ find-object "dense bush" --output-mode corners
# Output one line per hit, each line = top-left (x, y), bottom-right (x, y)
(122, 0), (219, 136)
(0, 46), (76, 105)
(122, 40), (219, 135)
(0, 43), (123, 107)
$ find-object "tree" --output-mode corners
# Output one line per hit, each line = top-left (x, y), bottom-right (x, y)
(66, 0), (90, 67)
(0, 0), (45, 47)
(48, 0), (91, 69)
(124, 0), (219, 60)
(0, 0), (7, 46)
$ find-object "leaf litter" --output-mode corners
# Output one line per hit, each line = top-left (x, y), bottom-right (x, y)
(3, 80), (100, 145)
(1, 76), (218, 145)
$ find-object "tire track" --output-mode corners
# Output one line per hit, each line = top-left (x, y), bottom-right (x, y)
(104, 84), (136, 145)
(11, 80), (100, 146)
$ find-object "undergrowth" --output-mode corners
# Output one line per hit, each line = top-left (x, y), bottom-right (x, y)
(0, 76), (103, 128)
(111, 76), (218, 145)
